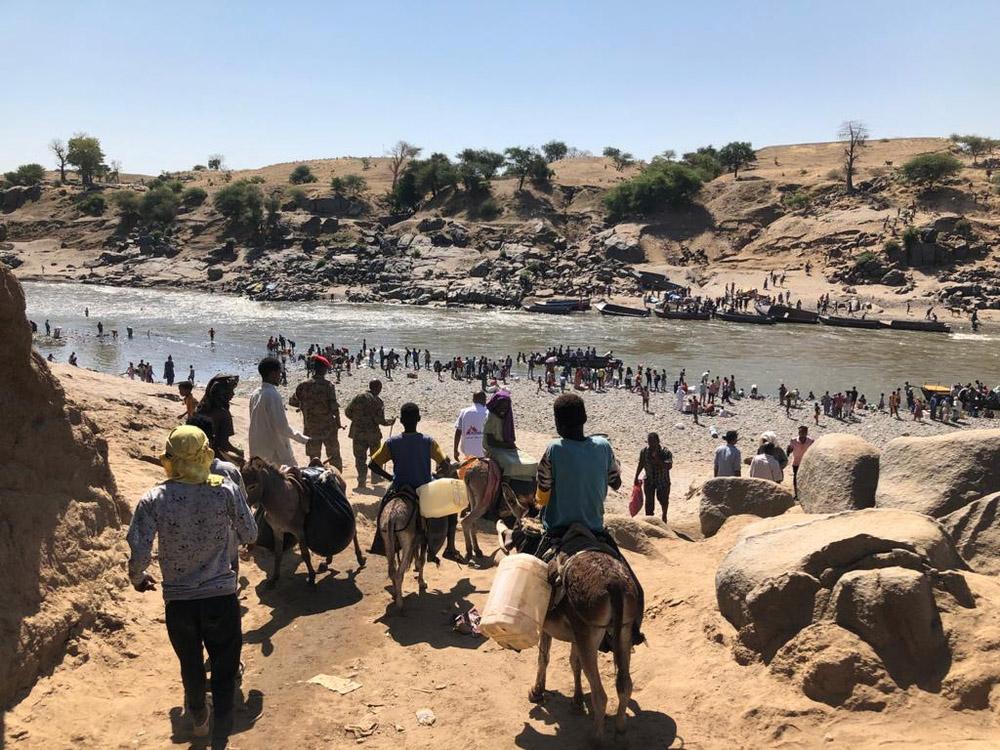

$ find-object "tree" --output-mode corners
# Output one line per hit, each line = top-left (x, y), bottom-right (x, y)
(651, 149), (677, 164)
(838, 121), (869, 193)
(682, 146), (723, 181)
(602, 147), (635, 172)
(331, 173), (368, 198)
(111, 190), (142, 221)
(718, 141), (756, 179)
(66, 133), (106, 186)
(289, 164), (318, 184)
(900, 152), (963, 189)
(603, 162), (703, 221)
(207, 154), (224, 171)
(49, 139), (68, 182)
(951, 134), (990, 165)
(504, 147), (551, 190)
(456, 148), (505, 194)
(108, 159), (122, 184)
(140, 187), (178, 224)
(387, 140), (421, 190)
(181, 187), (208, 207)
(213, 180), (265, 227)
(3, 163), (46, 186)
(412, 153), (457, 198)
(541, 140), (568, 163)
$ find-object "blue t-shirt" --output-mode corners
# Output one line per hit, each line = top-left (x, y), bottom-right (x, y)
(385, 432), (434, 489)
(537, 436), (620, 532)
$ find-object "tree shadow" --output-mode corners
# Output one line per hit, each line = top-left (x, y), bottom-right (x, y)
(168, 687), (264, 748)
(514, 695), (679, 748)
(375, 577), (488, 650)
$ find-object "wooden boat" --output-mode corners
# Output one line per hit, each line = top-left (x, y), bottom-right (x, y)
(819, 315), (886, 330)
(653, 307), (711, 321)
(595, 301), (650, 318)
(884, 319), (952, 333)
(714, 310), (775, 325)
(521, 297), (590, 314)
(921, 383), (952, 400)
(756, 302), (820, 324)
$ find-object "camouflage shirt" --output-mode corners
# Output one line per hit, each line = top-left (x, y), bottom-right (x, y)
(289, 378), (340, 432)
(345, 391), (390, 440)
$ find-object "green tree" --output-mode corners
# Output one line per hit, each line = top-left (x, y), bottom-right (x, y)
(456, 149), (505, 193)
(541, 140), (568, 163)
(682, 146), (724, 181)
(412, 153), (457, 198)
(504, 147), (551, 190)
(49, 139), (68, 182)
(3, 163), (46, 186)
(181, 186), (208, 207)
(900, 152), (963, 188)
(602, 162), (703, 221)
(602, 147), (635, 172)
(390, 169), (421, 211)
(207, 154), (224, 171)
(111, 190), (142, 221)
(951, 134), (990, 165)
(839, 120), (869, 193)
(140, 187), (178, 224)
(66, 133), (106, 186)
(718, 141), (757, 179)
(331, 173), (368, 198)
(289, 164), (318, 184)
(76, 192), (106, 216)
(213, 180), (264, 227)
(651, 149), (677, 164)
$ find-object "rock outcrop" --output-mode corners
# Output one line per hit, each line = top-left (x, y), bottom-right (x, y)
(0, 264), (129, 708)
(940, 491), (1000, 575)
(797, 434), (879, 513)
(693, 477), (796, 537)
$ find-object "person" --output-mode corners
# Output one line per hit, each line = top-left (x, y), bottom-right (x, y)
(126, 425), (256, 740)
(633, 432), (672, 523)
(178, 380), (197, 419)
(44, 318), (50, 336)
(454, 391), (489, 461)
(814, 401), (821, 425)
(749, 437), (784, 483)
(97, 321), (104, 336)
(188, 365), (195, 383)
(288, 355), (343, 470)
(196, 374), (244, 465)
(344, 379), (395, 489)
(209, 327), (216, 343)
(714, 430), (741, 477)
(185, 414), (247, 499)
(786, 425), (815, 496)
(248, 357), (309, 467)
(483, 390), (537, 481)
(163, 355), (175, 386)
(68, 352), (78, 366)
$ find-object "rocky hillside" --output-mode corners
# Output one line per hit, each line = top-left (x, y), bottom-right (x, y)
(2, 137), (999, 310)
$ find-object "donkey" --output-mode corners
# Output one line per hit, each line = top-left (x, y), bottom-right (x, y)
(499, 522), (642, 738)
(378, 490), (426, 611)
(457, 458), (531, 562)
(242, 457), (364, 587)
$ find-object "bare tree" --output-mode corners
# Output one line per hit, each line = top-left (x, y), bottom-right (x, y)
(387, 140), (421, 190)
(839, 120), (869, 194)
(109, 159), (122, 184)
(208, 153), (225, 171)
(49, 138), (68, 182)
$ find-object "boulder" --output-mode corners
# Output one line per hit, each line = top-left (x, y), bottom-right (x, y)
(940, 491), (1000, 575)
(417, 216), (445, 232)
(695, 477), (796, 537)
(602, 233), (644, 263)
(797, 434), (879, 513)
(880, 269), (907, 286)
(206, 267), (223, 281)
(875, 430), (1000, 517)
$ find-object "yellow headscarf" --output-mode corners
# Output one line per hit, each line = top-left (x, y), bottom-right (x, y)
(160, 425), (224, 486)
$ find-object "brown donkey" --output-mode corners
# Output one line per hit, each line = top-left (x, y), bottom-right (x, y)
(458, 458), (531, 561)
(378, 491), (426, 611)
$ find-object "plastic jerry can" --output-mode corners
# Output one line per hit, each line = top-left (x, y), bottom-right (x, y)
(480, 553), (552, 650)
(417, 478), (469, 519)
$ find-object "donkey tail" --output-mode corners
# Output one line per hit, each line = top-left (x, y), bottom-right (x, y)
(384, 520), (398, 577)
(608, 580), (625, 652)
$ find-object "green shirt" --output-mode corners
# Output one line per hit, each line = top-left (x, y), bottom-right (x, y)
(536, 436), (621, 532)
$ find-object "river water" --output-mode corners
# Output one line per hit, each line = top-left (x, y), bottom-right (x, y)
(22, 281), (1000, 399)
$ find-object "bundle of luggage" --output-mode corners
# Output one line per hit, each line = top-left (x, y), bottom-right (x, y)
(254, 467), (356, 556)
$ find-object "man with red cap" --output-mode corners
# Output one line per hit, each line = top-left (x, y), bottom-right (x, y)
(289, 354), (343, 470)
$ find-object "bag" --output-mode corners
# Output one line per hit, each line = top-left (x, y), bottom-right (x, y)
(628, 480), (643, 517)
(300, 467), (357, 557)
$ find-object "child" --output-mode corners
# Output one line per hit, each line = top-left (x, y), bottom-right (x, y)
(814, 401), (821, 425)
(178, 380), (197, 419)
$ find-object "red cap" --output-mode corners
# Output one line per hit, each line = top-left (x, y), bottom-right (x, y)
(312, 355), (331, 369)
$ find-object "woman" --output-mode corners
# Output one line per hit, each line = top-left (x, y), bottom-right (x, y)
(749, 440), (784, 483)
(482, 391), (537, 481)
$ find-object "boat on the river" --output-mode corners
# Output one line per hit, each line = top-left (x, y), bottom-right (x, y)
(714, 310), (775, 325)
(756, 302), (820, 324)
(653, 306), (711, 321)
(819, 315), (886, 330)
(884, 318), (952, 333)
(521, 297), (590, 314)
(595, 301), (650, 318)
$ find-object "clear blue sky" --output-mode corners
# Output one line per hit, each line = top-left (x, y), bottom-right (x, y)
(2, 1), (998, 174)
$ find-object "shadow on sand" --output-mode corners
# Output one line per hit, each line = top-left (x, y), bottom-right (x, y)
(376, 576), (488, 650)
(514, 695), (678, 748)
(169, 686), (264, 749)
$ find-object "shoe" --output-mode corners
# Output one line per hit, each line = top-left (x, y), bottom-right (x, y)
(191, 705), (210, 738)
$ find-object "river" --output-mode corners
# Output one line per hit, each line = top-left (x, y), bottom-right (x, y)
(22, 281), (1000, 399)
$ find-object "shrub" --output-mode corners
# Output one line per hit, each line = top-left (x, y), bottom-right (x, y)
(149, 176), (184, 193)
(782, 191), (810, 210)
(902, 225), (920, 251)
(249, 175), (266, 184)
(900, 152), (962, 188)
(474, 197), (501, 220)
(682, 148), (723, 181)
(603, 162), (703, 221)
(854, 250), (878, 267)
(289, 164), (318, 184)
(286, 186), (307, 206)
(361, 157), (371, 170)
(140, 187), (178, 224)
(111, 190), (141, 219)
(412, 248), (421, 258)
(4, 163), (46, 186)
(332, 173), (368, 198)
(192, 164), (207, 171)
(76, 192), (106, 216)
(181, 186), (208, 207)
(884, 238), (901, 255)
(213, 180), (264, 226)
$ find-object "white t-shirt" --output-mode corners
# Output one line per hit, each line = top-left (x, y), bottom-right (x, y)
(455, 403), (489, 458)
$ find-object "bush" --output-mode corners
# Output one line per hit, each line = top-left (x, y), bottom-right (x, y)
(902, 225), (919, 251)
(249, 175), (266, 184)
(900, 152), (962, 188)
(854, 250), (878, 267)
(181, 186), (207, 207)
(149, 176), (184, 194)
(3, 163), (46, 186)
(192, 164), (207, 171)
(884, 238), (901, 255)
(140, 187), (178, 224)
(286, 186), (307, 206)
(111, 190), (141, 219)
(213, 180), (264, 226)
(782, 191), (810, 210)
(76, 192), (106, 216)
(289, 164), (318, 184)
(473, 197), (501, 220)
(603, 162), (703, 221)
(331, 173), (368, 198)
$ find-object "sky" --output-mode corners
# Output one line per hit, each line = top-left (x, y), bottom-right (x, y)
(2, 0), (999, 174)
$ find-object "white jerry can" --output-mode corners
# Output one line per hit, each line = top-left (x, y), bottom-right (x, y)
(480, 553), (552, 650)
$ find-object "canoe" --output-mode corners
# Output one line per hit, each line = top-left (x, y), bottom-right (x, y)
(521, 297), (589, 314)
(884, 319), (952, 333)
(819, 315), (886, 330)
(714, 311), (775, 325)
(757, 302), (820, 324)
(595, 302), (650, 318)
(653, 308), (711, 321)
(522, 301), (572, 315)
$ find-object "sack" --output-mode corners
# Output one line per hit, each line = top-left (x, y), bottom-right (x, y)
(628, 481), (643, 517)
(252, 506), (296, 552)
(300, 467), (356, 557)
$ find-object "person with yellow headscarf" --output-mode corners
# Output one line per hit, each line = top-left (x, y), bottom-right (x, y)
(126, 425), (256, 739)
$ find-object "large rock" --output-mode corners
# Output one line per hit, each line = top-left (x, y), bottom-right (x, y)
(797, 434), (879, 513)
(695, 477), (796, 537)
(940, 491), (1000, 575)
(876, 430), (1000, 517)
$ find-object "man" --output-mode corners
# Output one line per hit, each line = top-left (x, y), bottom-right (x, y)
(289, 355), (343, 470)
(248, 357), (309, 466)
(345, 379), (395, 489)
(163, 355), (175, 386)
(786, 425), (815, 496)
(714, 430), (741, 477)
(188, 365), (195, 383)
(633, 432), (672, 523)
(453, 391), (489, 461)
(126, 425), (256, 740)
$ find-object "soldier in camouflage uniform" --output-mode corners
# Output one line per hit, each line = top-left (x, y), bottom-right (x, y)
(345, 379), (395, 489)
(289, 355), (343, 470)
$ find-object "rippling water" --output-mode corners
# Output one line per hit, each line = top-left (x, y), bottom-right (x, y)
(22, 281), (1000, 399)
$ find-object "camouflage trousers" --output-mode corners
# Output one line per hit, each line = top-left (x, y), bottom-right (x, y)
(305, 429), (343, 471)
(352, 435), (381, 486)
